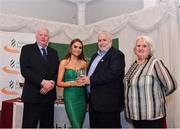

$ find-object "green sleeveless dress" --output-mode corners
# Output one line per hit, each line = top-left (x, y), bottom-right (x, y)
(63, 69), (87, 128)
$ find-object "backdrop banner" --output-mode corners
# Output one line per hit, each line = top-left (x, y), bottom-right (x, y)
(49, 38), (119, 62)
(0, 31), (35, 110)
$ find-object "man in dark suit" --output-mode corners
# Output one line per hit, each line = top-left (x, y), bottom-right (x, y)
(81, 31), (125, 128)
(20, 28), (59, 128)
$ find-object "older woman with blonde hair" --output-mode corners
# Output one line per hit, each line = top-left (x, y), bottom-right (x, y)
(124, 35), (177, 128)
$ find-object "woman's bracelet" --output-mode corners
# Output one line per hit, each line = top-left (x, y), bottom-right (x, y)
(69, 81), (74, 87)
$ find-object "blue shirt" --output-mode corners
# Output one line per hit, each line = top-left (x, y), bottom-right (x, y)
(86, 49), (109, 93)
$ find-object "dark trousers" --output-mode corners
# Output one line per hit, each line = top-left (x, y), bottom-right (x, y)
(132, 117), (165, 128)
(22, 102), (54, 128)
(89, 100), (121, 128)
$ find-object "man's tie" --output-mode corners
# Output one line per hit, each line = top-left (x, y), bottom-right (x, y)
(41, 48), (47, 61)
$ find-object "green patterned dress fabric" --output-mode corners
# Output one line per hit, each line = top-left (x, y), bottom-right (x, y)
(63, 69), (86, 128)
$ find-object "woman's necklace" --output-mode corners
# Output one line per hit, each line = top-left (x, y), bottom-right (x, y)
(136, 59), (147, 64)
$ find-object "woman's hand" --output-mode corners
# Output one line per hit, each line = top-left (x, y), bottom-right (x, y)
(75, 76), (86, 86)
(78, 75), (90, 85)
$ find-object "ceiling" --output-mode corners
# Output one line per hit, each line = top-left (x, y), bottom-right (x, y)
(0, 0), (143, 24)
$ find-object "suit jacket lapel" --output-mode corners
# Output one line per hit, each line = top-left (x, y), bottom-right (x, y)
(88, 47), (113, 73)
(96, 48), (113, 70)
(46, 47), (52, 62)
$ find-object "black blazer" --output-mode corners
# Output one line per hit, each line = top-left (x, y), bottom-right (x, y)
(20, 43), (59, 103)
(88, 47), (125, 112)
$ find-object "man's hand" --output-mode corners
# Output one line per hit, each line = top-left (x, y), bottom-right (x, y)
(40, 87), (48, 94)
(78, 75), (90, 85)
(40, 80), (55, 94)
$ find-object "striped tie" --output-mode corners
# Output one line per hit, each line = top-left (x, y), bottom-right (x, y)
(41, 48), (47, 61)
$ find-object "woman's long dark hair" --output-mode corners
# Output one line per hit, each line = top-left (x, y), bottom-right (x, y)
(63, 38), (86, 61)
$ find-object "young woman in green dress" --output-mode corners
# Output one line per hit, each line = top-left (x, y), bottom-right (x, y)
(57, 38), (87, 128)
